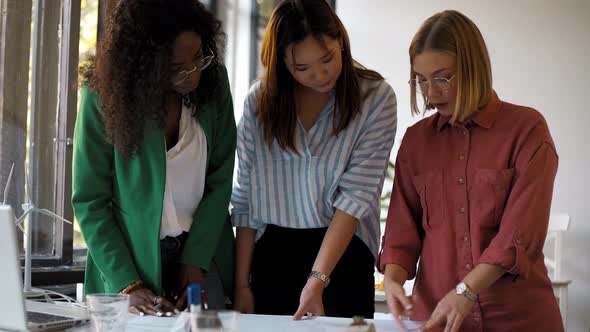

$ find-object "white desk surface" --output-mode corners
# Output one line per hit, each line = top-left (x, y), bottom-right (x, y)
(67, 313), (423, 332)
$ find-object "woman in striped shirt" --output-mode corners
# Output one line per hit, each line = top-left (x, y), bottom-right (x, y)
(231, 0), (397, 319)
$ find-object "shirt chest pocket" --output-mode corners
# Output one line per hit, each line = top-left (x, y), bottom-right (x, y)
(469, 168), (515, 228)
(413, 171), (445, 230)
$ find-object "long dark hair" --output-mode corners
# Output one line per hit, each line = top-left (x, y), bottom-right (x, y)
(79, 0), (225, 159)
(258, 0), (383, 153)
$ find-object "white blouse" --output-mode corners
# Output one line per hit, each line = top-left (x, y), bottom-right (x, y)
(160, 103), (207, 239)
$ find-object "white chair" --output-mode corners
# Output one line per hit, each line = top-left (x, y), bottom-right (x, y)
(544, 213), (571, 328)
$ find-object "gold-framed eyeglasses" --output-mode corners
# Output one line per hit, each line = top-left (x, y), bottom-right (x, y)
(409, 74), (455, 95)
(172, 51), (215, 86)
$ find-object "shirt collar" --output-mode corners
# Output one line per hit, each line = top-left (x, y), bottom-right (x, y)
(436, 90), (501, 131)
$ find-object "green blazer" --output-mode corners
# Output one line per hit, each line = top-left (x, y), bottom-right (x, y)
(72, 66), (236, 296)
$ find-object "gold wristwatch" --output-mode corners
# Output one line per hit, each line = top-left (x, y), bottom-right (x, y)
(308, 271), (330, 287)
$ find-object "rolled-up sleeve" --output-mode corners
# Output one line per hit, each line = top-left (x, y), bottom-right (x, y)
(333, 83), (397, 220)
(478, 120), (558, 279)
(377, 132), (423, 278)
(231, 89), (258, 229)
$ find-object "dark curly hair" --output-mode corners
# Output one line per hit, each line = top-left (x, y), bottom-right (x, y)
(80, 0), (225, 159)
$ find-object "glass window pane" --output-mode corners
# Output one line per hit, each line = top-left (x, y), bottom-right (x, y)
(1, 0), (92, 264)
(27, 0), (63, 259)
(73, 0), (99, 251)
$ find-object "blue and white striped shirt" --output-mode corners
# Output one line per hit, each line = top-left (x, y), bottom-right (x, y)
(231, 78), (397, 258)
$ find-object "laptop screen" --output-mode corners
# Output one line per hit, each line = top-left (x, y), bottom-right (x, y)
(0, 205), (29, 331)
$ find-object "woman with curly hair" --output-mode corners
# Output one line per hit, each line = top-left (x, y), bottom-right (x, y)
(73, 0), (236, 316)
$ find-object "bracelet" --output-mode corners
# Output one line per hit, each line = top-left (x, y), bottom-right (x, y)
(308, 271), (330, 287)
(120, 280), (144, 294)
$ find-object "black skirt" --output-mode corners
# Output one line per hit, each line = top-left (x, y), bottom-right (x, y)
(250, 224), (375, 318)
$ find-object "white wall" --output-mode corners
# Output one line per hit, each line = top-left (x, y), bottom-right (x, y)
(336, 1), (590, 331)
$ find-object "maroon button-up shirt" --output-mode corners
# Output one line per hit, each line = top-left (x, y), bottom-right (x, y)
(379, 92), (563, 331)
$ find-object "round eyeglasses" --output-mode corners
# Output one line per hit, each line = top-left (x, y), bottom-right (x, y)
(408, 74), (455, 95)
(172, 51), (215, 86)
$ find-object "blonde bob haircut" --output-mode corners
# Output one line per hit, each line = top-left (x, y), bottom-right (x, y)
(409, 10), (493, 123)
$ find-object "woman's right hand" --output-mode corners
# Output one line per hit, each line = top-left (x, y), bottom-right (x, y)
(128, 286), (179, 316)
(233, 286), (255, 314)
(384, 264), (414, 329)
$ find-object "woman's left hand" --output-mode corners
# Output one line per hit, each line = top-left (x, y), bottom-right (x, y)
(293, 277), (325, 320)
(421, 290), (475, 332)
(175, 264), (206, 310)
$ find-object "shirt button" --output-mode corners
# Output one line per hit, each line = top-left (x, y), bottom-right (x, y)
(516, 239), (523, 245)
(465, 264), (472, 270)
(457, 178), (465, 185)
(458, 154), (465, 160)
(463, 130), (468, 136)
(459, 207), (466, 214)
(463, 236), (469, 242)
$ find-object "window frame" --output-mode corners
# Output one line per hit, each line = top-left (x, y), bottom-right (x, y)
(0, 0), (83, 283)
(27, 0), (80, 269)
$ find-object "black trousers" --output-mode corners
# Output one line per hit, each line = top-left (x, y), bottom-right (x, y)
(160, 232), (190, 302)
(159, 232), (226, 309)
(250, 225), (375, 318)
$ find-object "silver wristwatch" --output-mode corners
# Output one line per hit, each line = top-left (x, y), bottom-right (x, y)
(455, 282), (477, 302)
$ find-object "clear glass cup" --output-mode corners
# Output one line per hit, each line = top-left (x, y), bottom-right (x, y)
(216, 310), (239, 332)
(86, 293), (129, 332)
(190, 309), (239, 332)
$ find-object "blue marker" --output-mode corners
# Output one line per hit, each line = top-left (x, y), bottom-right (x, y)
(188, 283), (202, 313)
(188, 283), (221, 331)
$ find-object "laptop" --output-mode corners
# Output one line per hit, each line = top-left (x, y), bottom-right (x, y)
(0, 205), (89, 331)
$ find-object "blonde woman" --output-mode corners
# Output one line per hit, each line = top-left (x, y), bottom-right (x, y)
(379, 10), (563, 332)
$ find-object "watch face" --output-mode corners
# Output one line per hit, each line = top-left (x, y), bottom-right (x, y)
(456, 283), (466, 294)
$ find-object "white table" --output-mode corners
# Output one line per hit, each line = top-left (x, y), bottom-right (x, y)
(68, 313), (423, 332)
